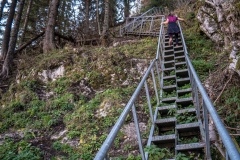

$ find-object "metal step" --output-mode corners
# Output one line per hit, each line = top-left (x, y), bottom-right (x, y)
(164, 55), (175, 61)
(163, 75), (176, 80)
(176, 142), (205, 151)
(175, 55), (186, 62)
(176, 69), (189, 78)
(164, 49), (174, 56)
(164, 60), (175, 68)
(158, 105), (176, 115)
(162, 97), (176, 104)
(155, 117), (176, 127)
(152, 134), (176, 145)
(177, 88), (192, 97)
(176, 122), (200, 132)
(174, 50), (185, 57)
(176, 108), (196, 114)
(174, 45), (184, 51)
(177, 78), (190, 87)
(163, 85), (176, 93)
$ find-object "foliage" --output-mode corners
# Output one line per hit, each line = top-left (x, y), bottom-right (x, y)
(0, 139), (43, 160)
(0, 36), (159, 159)
(178, 83), (191, 90)
(176, 112), (196, 124)
(176, 152), (203, 160)
(218, 87), (240, 127)
(178, 92), (192, 99)
(162, 90), (176, 98)
(162, 129), (175, 135)
(179, 137), (199, 144)
(142, 0), (175, 12)
(178, 104), (194, 109)
(184, 22), (217, 80)
(163, 80), (176, 86)
(144, 145), (174, 159)
(168, 107), (176, 116)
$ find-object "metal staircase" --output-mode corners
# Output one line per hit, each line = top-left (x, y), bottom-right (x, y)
(151, 33), (205, 159)
(120, 7), (164, 36)
(95, 8), (240, 160)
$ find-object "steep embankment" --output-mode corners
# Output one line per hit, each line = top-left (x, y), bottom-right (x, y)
(0, 37), (158, 159)
(180, 3), (240, 154)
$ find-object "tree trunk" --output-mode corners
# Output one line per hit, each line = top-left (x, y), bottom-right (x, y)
(85, 0), (90, 33)
(20, 0), (33, 46)
(0, 0), (17, 60)
(43, 0), (60, 53)
(108, 0), (115, 27)
(100, 0), (109, 46)
(1, 0), (25, 78)
(124, 0), (130, 18)
(0, 0), (7, 21)
(96, 0), (101, 35)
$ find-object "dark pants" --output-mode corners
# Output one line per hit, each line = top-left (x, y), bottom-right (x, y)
(169, 33), (179, 45)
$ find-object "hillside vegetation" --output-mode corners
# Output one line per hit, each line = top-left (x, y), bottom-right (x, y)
(1, 4), (240, 160)
(0, 37), (158, 159)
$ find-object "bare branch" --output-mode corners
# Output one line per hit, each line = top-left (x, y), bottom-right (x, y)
(205, 0), (215, 7)
(15, 32), (45, 53)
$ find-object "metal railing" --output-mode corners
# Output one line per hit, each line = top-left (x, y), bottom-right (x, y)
(178, 21), (240, 160)
(95, 16), (165, 160)
(95, 11), (240, 160)
(120, 7), (164, 36)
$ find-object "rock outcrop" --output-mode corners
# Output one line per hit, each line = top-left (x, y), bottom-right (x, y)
(197, 0), (240, 75)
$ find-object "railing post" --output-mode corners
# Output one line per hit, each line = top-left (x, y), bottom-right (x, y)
(120, 25), (122, 37)
(151, 68), (160, 105)
(139, 18), (144, 36)
(203, 100), (212, 160)
(132, 104), (146, 160)
(155, 61), (161, 90)
(149, 17), (153, 32)
(144, 81), (154, 123)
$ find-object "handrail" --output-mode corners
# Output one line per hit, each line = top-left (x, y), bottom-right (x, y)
(121, 7), (163, 35)
(94, 59), (157, 160)
(95, 13), (165, 160)
(178, 21), (240, 160)
(155, 16), (165, 60)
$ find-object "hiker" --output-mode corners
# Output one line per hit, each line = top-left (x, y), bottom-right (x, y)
(161, 12), (184, 46)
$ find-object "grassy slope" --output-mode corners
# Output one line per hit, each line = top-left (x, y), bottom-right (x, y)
(1, 9), (240, 160)
(183, 10), (240, 158)
(0, 37), (158, 159)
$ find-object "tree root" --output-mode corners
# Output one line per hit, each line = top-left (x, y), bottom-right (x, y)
(213, 73), (233, 104)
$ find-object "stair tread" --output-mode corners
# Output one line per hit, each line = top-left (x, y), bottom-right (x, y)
(164, 54), (174, 58)
(176, 142), (205, 150)
(176, 108), (196, 114)
(162, 97), (177, 101)
(163, 85), (176, 89)
(158, 105), (176, 111)
(163, 67), (175, 71)
(164, 49), (174, 52)
(175, 55), (185, 59)
(152, 134), (176, 141)
(175, 50), (184, 53)
(177, 78), (190, 82)
(163, 75), (175, 79)
(175, 62), (186, 65)
(176, 97), (192, 102)
(176, 122), (200, 129)
(177, 88), (192, 93)
(176, 69), (188, 73)
(155, 117), (176, 124)
(164, 60), (175, 64)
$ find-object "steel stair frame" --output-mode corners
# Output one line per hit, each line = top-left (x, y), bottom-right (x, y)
(120, 7), (164, 36)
